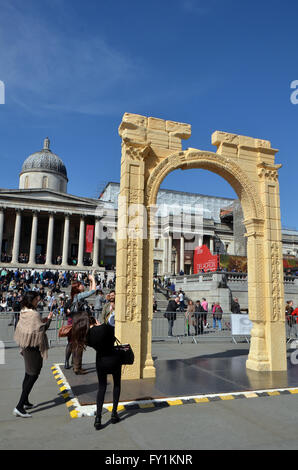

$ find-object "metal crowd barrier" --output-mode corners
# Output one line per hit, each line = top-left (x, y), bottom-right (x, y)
(286, 315), (298, 343)
(0, 310), (239, 345)
(0, 311), (68, 346)
(152, 312), (234, 343)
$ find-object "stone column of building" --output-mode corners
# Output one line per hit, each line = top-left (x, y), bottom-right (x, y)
(167, 233), (172, 274)
(77, 216), (85, 267)
(210, 236), (214, 253)
(29, 211), (38, 265)
(180, 235), (184, 273)
(0, 208), (4, 258)
(162, 238), (168, 274)
(46, 212), (55, 265)
(11, 209), (22, 264)
(92, 217), (100, 268)
(62, 213), (70, 266)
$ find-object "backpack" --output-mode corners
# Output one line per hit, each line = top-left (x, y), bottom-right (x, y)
(215, 306), (223, 319)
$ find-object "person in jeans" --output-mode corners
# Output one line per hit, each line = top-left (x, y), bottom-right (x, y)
(13, 291), (53, 418)
(212, 302), (223, 331)
(164, 297), (180, 337)
(201, 298), (208, 327)
(94, 289), (105, 320)
(69, 273), (96, 374)
(185, 300), (195, 336)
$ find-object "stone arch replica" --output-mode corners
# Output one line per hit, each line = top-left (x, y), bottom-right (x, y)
(115, 112), (286, 380)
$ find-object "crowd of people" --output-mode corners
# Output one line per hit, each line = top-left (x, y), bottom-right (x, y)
(163, 295), (227, 336)
(0, 268), (115, 329)
(163, 293), (242, 337)
(285, 300), (298, 329)
(12, 271), (121, 430)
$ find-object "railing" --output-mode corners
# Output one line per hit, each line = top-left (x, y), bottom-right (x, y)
(286, 315), (298, 342)
(2, 311), (295, 347)
(152, 312), (234, 343)
(0, 312), (68, 346)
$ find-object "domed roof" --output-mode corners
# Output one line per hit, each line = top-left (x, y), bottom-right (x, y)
(21, 138), (67, 179)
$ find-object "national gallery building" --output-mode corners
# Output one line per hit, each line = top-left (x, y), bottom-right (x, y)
(0, 138), (297, 274)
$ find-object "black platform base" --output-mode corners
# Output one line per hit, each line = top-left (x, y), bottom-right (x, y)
(62, 350), (298, 405)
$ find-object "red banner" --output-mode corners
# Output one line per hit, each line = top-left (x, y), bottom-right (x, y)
(85, 225), (94, 253)
(193, 245), (219, 273)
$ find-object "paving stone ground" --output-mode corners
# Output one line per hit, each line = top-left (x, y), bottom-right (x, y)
(1, 333), (298, 451)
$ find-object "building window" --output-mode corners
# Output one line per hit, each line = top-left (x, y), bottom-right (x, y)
(24, 175), (29, 189)
(42, 176), (48, 189)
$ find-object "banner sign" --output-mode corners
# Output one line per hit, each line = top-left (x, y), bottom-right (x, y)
(85, 225), (94, 253)
(193, 245), (219, 273)
(231, 314), (252, 336)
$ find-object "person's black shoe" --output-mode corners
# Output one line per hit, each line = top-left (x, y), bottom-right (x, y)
(64, 360), (71, 369)
(24, 402), (35, 409)
(111, 412), (120, 424)
(94, 415), (102, 430)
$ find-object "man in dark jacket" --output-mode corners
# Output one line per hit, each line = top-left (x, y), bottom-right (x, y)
(231, 297), (241, 314)
(164, 296), (180, 337)
(194, 300), (204, 335)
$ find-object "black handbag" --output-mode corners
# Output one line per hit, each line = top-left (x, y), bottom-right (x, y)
(114, 338), (134, 365)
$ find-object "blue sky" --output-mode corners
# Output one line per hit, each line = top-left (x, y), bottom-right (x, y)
(0, 0), (297, 228)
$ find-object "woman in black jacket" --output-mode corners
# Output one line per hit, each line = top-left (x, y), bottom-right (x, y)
(87, 321), (122, 430)
(72, 315), (122, 430)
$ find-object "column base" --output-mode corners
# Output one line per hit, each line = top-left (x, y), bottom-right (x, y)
(142, 365), (156, 379)
(246, 358), (271, 372)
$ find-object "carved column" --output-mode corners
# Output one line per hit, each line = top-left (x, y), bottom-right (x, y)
(29, 211), (38, 265)
(12, 209), (22, 264)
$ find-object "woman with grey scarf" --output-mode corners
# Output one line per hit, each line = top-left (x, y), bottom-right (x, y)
(13, 291), (53, 418)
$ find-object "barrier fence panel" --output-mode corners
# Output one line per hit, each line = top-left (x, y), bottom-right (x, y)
(152, 312), (235, 343)
(0, 312), (68, 346)
(286, 315), (298, 343)
(3, 311), (295, 346)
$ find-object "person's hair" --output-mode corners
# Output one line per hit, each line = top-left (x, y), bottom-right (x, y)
(71, 313), (90, 352)
(71, 281), (82, 301)
(188, 300), (193, 305)
(20, 291), (41, 310)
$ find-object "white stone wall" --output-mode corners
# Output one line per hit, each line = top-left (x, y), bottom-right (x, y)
(19, 172), (67, 193)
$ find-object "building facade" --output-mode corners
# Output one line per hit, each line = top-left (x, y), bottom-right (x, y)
(0, 140), (297, 273)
